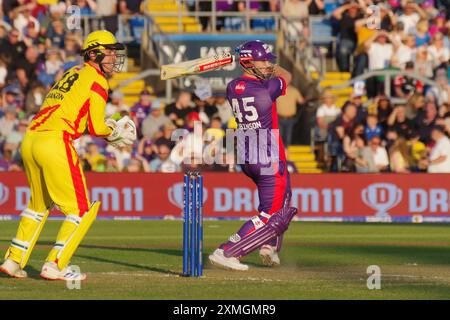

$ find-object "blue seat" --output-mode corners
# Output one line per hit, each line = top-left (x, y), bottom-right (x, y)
(224, 17), (244, 31)
(310, 17), (334, 46)
(251, 18), (275, 31)
(129, 16), (145, 42)
(324, 1), (339, 15)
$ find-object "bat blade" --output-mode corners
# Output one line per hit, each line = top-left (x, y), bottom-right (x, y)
(160, 52), (233, 80)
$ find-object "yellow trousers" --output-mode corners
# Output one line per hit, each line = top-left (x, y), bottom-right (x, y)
(7, 130), (91, 266)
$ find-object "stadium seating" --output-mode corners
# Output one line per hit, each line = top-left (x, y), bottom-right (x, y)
(287, 145), (322, 173)
(309, 16), (335, 46)
(147, 0), (203, 33)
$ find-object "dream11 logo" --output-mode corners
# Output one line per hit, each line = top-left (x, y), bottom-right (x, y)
(361, 183), (402, 218)
(168, 183), (208, 209)
(0, 182), (10, 206)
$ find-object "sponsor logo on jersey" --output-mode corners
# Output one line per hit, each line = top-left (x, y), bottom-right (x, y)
(235, 81), (246, 94)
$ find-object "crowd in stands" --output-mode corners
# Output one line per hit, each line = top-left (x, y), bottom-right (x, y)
(306, 0), (450, 173)
(0, 0), (449, 173)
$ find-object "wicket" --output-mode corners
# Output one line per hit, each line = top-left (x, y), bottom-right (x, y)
(183, 172), (203, 277)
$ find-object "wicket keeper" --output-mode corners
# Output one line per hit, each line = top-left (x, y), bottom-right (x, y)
(0, 30), (136, 281)
(209, 40), (298, 270)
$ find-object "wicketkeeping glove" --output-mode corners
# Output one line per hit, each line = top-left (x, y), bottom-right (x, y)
(105, 116), (137, 148)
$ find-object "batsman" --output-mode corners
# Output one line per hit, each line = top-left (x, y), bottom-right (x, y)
(209, 40), (298, 271)
(0, 30), (136, 281)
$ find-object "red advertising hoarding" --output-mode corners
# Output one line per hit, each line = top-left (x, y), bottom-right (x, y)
(0, 172), (449, 222)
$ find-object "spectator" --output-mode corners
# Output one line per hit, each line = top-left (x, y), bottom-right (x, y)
(150, 143), (179, 173)
(405, 93), (426, 120)
(141, 99), (172, 139)
(398, 1), (427, 35)
(387, 104), (412, 137)
(105, 91), (128, 118)
(137, 138), (156, 163)
(426, 68), (450, 105)
(84, 142), (106, 172)
(352, 4), (395, 77)
(215, 93), (233, 126)
(277, 84), (304, 146)
(375, 95), (393, 134)
(414, 45), (434, 78)
(414, 100), (439, 144)
(5, 119), (28, 157)
(328, 103), (357, 172)
(425, 125), (450, 172)
(106, 144), (133, 171)
(281, 0), (309, 39)
(204, 116), (225, 143)
(0, 28), (27, 81)
(164, 90), (194, 128)
(0, 58), (8, 89)
(96, 0), (118, 34)
(315, 91), (340, 162)
(365, 31), (395, 96)
(408, 132), (427, 171)
(344, 91), (367, 124)
(62, 33), (82, 71)
(365, 31), (394, 72)
(429, 13), (447, 37)
(427, 32), (450, 70)
(46, 19), (66, 49)
(365, 114), (382, 141)
(153, 123), (177, 150)
(23, 20), (40, 47)
(70, 0), (97, 16)
(123, 155), (150, 173)
(414, 19), (431, 47)
(13, 6), (40, 40)
(40, 2), (66, 37)
(119, 0), (143, 14)
(392, 35), (416, 69)
(0, 106), (19, 143)
(104, 152), (120, 172)
(394, 61), (424, 98)
(37, 48), (64, 89)
(390, 21), (407, 45)
(130, 89), (153, 137)
(356, 135), (389, 173)
(389, 137), (412, 172)
(342, 123), (365, 172)
(307, 0), (325, 15)
(332, 1), (363, 72)
(16, 45), (41, 91)
(24, 80), (45, 116)
(193, 95), (218, 125)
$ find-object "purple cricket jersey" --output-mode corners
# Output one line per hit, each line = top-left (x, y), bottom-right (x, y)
(226, 75), (291, 214)
(226, 75), (287, 164)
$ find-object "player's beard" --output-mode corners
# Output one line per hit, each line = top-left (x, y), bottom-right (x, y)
(101, 53), (126, 74)
(252, 64), (275, 80)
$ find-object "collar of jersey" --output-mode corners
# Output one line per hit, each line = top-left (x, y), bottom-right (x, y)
(85, 62), (106, 79)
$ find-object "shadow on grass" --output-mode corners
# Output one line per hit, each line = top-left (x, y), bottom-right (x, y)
(78, 244), (182, 258)
(76, 254), (182, 276)
(295, 245), (450, 267)
(0, 265), (42, 280)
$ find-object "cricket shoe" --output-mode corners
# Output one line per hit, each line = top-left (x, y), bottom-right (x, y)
(40, 262), (87, 281)
(209, 249), (249, 271)
(259, 245), (280, 267)
(0, 259), (27, 278)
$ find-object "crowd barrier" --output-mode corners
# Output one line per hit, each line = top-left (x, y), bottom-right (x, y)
(0, 173), (448, 222)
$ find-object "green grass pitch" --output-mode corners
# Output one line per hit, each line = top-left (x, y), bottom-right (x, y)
(1, 220), (450, 299)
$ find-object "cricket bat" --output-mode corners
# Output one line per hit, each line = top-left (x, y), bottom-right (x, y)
(160, 52), (233, 80)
